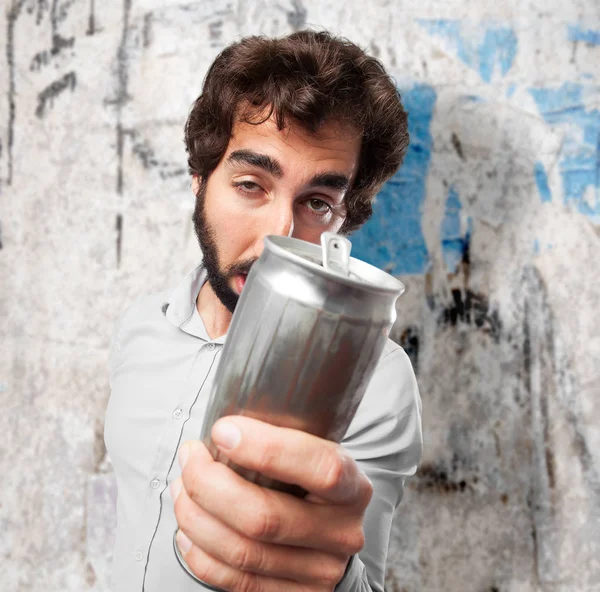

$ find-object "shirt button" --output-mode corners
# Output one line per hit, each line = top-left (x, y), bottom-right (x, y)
(134, 551), (143, 561)
(207, 343), (216, 351)
(173, 408), (183, 419)
(150, 479), (160, 489)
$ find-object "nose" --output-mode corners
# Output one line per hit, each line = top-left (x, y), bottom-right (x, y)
(250, 201), (295, 257)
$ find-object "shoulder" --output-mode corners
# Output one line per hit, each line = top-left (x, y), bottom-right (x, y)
(108, 290), (171, 377)
(112, 290), (170, 337)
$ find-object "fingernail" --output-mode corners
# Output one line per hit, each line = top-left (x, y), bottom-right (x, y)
(178, 443), (190, 469)
(212, 420), (241, 451)
(170, 478), (182, 503)
(176, 530), (193, 554)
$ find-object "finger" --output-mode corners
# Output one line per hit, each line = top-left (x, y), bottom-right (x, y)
(175, 532), (324, 592)
(210, 415), (373, 506)
(180, 446), (365, 556)
(173, 476), (348, 586)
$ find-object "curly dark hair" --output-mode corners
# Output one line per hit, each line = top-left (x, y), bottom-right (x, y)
(184, 30), (409, 234)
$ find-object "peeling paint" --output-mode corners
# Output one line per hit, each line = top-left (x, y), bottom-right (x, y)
(529, 83), (600, 222)
(352, 84), (436, 275)
(417, 19), (518, 82)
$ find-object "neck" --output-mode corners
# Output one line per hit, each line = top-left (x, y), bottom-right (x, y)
(196, 280), (234, 340)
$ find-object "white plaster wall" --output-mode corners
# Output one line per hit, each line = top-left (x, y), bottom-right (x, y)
(1, 1), (598, 591)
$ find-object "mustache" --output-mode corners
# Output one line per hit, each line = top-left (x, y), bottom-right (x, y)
(224, 258), (258, 277)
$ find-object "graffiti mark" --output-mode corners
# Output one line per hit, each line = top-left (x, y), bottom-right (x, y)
(87, 0), (96, 35)
(108, 0), (133, 197)
(115, 214), (123, 268)
(530, 83), (600, 222)
(287, 0), (307, 31)
(440, 187), (472, 274)
(142, 12), (153, 47)
(352, 84), (436, 275)
(418, 20), (518, 83)
(36, 72), (77, 118)
(129, 131), (186, 180)
(534, 161), (552, 203)
(451, 132), (465, 160)
(438, 289), (502, 342)
(30, 34), (75, 71)
(6, 1), (27, 186)
(568, 24), (600, 46)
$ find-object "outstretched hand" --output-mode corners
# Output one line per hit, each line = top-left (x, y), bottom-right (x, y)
(170, 415), (373, 592)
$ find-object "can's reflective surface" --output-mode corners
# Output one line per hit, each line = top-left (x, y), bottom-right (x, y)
(200, 234), (405, 496)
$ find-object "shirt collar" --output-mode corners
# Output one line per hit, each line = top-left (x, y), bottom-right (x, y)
(161, 264), (227, 344)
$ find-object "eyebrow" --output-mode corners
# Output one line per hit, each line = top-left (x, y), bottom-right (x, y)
(226, 149), (283, 178)
(306, 173), (350, 192)
(226, 149), (350, 192)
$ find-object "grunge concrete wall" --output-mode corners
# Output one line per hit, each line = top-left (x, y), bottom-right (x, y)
(1, 1), (598, 591)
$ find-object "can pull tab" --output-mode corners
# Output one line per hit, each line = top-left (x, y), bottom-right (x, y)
(321, 232), (352, 276)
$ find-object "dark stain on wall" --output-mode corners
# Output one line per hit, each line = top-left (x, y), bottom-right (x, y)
(142, 12), (153, 47)
(87, 0), (96, 36)
(399, 325), (420, 372)
(411, 462), (475, 494)
(209, 20), (223, 46)
(35, 71), (77, 118)
(113, 0), (133, 197)
(5, 1), (26, 186)
(438, 289), (502, 342)
(287, 0), (307, 31)
(115, 213), (123, 268)
(451, 132), (466, 160)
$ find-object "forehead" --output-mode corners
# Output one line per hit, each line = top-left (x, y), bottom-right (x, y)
(223, 115), (362, 176)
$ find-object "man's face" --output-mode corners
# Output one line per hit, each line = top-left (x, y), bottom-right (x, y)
(192, 114), (362, 313)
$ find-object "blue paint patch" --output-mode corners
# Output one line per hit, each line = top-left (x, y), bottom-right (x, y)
(439, 187), (472, 274)
(534, 161), (552, 203)
(533, 239), (540, 255)
(568, 24), (600, 45)
(351, 84), (437, 275)
(418, 19), (518, 83)
(506, 84), (516, 98)
(529, 83), (599, 222)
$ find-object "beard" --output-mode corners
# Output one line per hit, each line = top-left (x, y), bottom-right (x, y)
(192, 181), (257, 314)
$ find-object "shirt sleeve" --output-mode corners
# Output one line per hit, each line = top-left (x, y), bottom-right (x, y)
(336, 346), (423, 592)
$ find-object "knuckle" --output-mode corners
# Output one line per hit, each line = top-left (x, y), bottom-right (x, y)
(229, 538), (261, 572)
(235, 571), (261, 592)
(321, 447), (345, 491)
(320, 558), (347, 586)
(338, 527), (365, 556)
(242, 497), (281, 541)
(359, 475), (374, 508)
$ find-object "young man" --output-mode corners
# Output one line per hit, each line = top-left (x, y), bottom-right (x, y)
(104, 30), (422, 592)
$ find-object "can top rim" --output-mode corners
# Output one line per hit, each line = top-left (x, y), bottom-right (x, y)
(265, 235), (405, 296)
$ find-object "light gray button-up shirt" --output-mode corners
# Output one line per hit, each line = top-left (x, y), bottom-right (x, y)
(104, 264), (423, 592)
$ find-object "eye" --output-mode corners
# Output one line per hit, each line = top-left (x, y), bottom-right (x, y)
(305, 198), (332, 214)
(232, 180), (263, 194)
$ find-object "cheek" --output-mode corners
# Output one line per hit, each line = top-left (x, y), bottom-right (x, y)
(204, 185), (258, 261)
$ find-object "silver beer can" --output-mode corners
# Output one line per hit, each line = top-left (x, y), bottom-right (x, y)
(199, 232), (405, 496)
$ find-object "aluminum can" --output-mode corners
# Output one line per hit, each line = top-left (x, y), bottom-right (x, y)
(199, 232), (405, 496)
